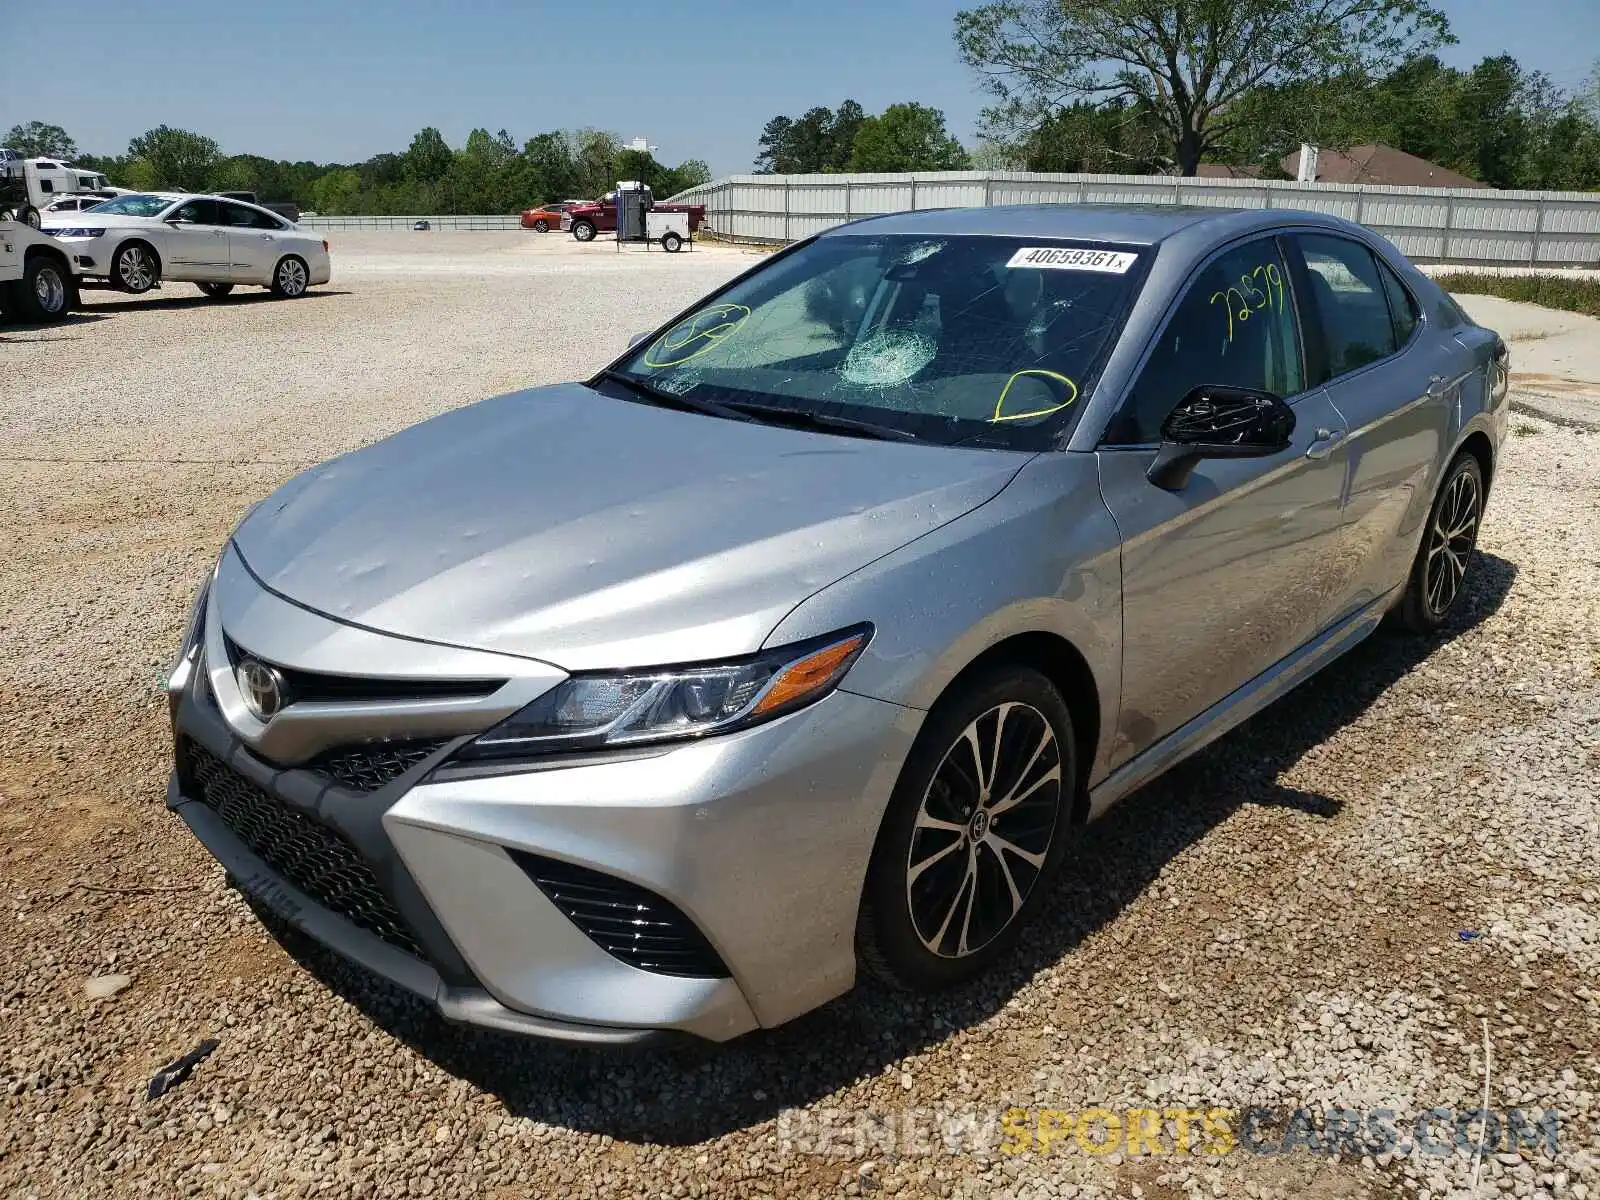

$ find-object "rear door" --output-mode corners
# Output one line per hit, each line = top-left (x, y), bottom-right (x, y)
(1097, 233), (1352, 766)
(1289, 233), (1453, 622)
(158, 198), (229, 280)
(218, 200), (285, 282)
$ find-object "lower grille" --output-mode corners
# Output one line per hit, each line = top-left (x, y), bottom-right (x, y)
(510, 851), (729, 978)
(309, 740), (449, 793)
(184, 742), (425, 958)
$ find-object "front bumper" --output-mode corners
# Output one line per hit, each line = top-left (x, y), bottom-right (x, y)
(166, 553), (917, 1042)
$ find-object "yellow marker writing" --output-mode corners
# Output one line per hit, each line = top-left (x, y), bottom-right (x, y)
(991, 369), (1078, 423)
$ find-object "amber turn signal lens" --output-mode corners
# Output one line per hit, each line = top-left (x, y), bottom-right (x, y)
(752, 634), (867, 717)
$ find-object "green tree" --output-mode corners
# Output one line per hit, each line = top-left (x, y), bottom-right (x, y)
(847, 103), (971, 171)
(572, 129), (620, 198)
(404, 127), (453, 185)
(955, 0), (1455, 175)
(5, 121), (79, 159)
(127, 125), (221, 191)
(311, 169), (362, 214)
(523, 131), (578, 202)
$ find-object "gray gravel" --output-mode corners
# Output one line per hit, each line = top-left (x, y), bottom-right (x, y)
(1, 233), (1596, 1199)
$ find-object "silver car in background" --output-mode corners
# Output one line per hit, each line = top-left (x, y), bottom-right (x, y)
(165, 205), (1509, 1044)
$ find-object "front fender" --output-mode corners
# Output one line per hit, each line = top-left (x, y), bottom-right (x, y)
(763, 452), (1125, 786)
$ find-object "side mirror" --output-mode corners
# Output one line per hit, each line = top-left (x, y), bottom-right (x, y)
(627, 330), (651, 349)
(1147, 385), (1295, 490)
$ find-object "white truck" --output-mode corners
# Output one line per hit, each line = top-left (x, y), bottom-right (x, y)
(0, 153), (114, 228)
(0, 219), (80, 322)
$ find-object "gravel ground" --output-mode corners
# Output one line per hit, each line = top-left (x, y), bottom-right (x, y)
(1, 233), (1597, 1200)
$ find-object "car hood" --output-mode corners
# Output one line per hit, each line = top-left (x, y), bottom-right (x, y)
(230, 383), (1025, 670)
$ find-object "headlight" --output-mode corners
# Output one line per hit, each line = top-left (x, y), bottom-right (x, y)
(457, 625), (872, 760)
(52, 227), (105, 239)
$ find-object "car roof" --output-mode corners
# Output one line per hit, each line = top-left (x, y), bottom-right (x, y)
(820, 203), (1348, 247)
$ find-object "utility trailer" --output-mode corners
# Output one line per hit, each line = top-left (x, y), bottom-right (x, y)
(0, 219), (81, 322)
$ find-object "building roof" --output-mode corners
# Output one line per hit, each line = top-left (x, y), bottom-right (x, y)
(1281, 144), (1486, 189)
(1195, 162), (1263, 180)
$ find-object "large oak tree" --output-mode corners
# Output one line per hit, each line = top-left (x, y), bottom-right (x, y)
(954, 0), (1454, 175)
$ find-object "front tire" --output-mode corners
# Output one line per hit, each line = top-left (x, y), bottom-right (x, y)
(271, 255), (309, 298)
(197, 282), (235, 299)
(1395, 452), (1485, 633)
(857, 666), (1077, 992)
(661, 231), (683, 253)
(571, 220), (596, 242)
(112, 242), (158, 294)
(533, 218), (550, 232)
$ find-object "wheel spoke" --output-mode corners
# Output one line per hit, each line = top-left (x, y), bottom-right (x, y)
(986, 839), (1028, 918)
(908, 835), (964, 886)
(928, 852), (977, 953)
(988, 763), (1061, 818)
(914, 810), (966, 836)
(986, 832), (1048, 871)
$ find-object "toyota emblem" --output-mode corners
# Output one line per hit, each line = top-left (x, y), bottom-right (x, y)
(236, 658), (287, 722)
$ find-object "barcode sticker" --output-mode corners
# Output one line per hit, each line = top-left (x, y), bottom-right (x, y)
(1006, 247), (1138, 273)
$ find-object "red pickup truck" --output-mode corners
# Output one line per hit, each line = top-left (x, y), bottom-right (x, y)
(566, 196), (707, 242)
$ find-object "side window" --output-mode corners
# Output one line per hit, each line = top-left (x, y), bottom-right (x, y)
(1298, 235), (1399, 380)
(171, 199), (220, 224)
(1110, 238), (1304, 444)
(219, 201), (282, 229)
(1377, 259), (1420, 347)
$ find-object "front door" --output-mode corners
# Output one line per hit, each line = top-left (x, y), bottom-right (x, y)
(1097, 234), (1352, 767)
(158, 198), (229, 280)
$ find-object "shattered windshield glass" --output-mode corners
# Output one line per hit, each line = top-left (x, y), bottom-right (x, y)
(610, 233), (1146, 448)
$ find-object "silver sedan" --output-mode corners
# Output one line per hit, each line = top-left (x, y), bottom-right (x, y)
(164, 205), (1508, 1044)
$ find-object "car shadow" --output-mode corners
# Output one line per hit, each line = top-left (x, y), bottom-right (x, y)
(246, 552), (1517, 1144)
(0, 310), (112, 337)
(85, 288), (352, 313)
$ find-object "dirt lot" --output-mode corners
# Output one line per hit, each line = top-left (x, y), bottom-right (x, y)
(1, 232), (1597, 1200)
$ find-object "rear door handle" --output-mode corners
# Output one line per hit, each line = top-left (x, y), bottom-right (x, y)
(1427, 374), (1450, 398)
(1304, 427), (1345, 460)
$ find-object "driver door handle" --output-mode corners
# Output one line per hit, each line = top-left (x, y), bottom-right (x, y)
(1427, 374), (1450, 399)
(1304, 427), (1345, 460)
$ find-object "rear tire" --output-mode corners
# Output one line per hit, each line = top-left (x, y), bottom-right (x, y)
(1395, 452), (1485, 633)
(16, 255), (73, 321)
(270, 255), (309, 298)
(197, 282), (235, 299)
(20, 205), (41, 229)
(533, 218), (550, 232)
(661, 231), (683, 253)
(857, 665), (1077, 992)
(571, 220), (596, 242)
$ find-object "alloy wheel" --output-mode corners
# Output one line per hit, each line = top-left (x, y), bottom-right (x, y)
(118, 247), (154, 291)
(1424, 466), (1481, 617)
(906, 702), (1063, 959)
(277, 258), (308, 296)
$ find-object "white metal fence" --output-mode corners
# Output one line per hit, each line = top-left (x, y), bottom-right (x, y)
(299, 214), (523, 231)
(668, 171), (1600, 267)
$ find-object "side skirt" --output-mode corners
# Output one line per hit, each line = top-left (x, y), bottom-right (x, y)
(1085, 588), (1399, 822)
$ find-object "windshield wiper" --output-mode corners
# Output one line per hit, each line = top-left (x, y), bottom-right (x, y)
(720, 401), (920, 443)
(596, 370), (753, 422)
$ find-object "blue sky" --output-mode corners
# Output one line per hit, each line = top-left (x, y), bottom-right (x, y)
(5, 0), (1595, 175)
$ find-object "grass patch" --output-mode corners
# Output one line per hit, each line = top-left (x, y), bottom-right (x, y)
(1513, 423), (1542, 437)
(1434, 273), (1600, 318)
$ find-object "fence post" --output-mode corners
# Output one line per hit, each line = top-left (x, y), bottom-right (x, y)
(1261, 185), (1272, 210)
(1530, 195), (1546, 266)
(783, 177), (791, 242)
(983, 175), (992, 208)
(1441, 194), (1455, 263)
(1355, 189), (1365, 226)
(844, 179), (852, 223)
(1173, 179), (1182, 207)
(910, 176), (918, 211)
(1078, 179), (1088, 204)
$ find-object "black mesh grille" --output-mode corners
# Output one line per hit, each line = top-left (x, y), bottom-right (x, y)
(222, 636), (503, 704)
(184, 741), (424, 958)
(308, 740), (449, 793)
(510, 852), (729, 978)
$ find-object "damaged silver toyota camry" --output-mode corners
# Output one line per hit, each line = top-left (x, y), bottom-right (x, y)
(166, 205), (1509, 1044)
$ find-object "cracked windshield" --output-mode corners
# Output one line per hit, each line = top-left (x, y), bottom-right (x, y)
(613, 234), (1145, 448)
